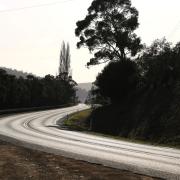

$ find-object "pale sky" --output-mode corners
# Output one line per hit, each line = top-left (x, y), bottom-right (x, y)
(0, 0), (180, 83)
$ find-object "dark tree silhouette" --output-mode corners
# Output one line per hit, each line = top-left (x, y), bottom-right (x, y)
(75, 0), (142, 66)
(137, 38), (175, 89)
(94, 60), (139, 104)
(59, 41), (71, 76)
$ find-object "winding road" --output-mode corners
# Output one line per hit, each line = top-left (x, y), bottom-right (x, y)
(0, 104), (180, 180)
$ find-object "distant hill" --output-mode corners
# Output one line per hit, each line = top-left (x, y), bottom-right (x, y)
(78, 83), (92, 91)
(0, 67), (38, 78)
(77, 83), (92, 103)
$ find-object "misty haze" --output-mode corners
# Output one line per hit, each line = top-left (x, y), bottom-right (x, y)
(0, 0), (180, 180)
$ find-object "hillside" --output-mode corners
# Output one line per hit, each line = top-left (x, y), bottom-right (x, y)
(88, 40), (180, 147)
(77, 83), (92, 103)
(89, 83), (180, 147)
(0, 67), (37, 78)
(78, 83), (92, 91)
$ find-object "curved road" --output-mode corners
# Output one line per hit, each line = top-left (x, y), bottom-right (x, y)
(0, 104), (180, 180)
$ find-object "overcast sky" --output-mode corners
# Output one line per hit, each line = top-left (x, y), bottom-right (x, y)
(0, 0), (180, 83)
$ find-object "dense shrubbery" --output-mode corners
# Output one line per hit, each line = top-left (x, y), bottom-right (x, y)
(93, 60), (139, 104)
(88, 39), (180, 145)
(0, 70), (77, 110)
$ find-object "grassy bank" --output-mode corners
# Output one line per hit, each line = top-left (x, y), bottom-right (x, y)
(63, 109), (180, 149)
(63, 109), (92, 131)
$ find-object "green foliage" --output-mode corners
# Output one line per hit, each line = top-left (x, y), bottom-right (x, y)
(64, 109), (91, 131)
(138, 38), (180, 89)
(92, 60), (140, 104)
(0, 70), (77, 109)
(75, 0), (142, 66)
(88, 39), (180, 145)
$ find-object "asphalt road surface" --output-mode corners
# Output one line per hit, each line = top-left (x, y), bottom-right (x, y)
(0, 104), (180, 180)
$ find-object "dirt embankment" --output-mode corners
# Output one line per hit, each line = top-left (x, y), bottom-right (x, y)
(0, 140), (162, 180)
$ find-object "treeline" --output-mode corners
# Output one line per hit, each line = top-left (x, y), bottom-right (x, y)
(88, 39), (180, 145)
(0, 67), (36, 79)
(0, 69), (77, 110)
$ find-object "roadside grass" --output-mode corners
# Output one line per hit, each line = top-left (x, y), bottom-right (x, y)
(63, 109), (180, 150)
(63, 109), (92, 131)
